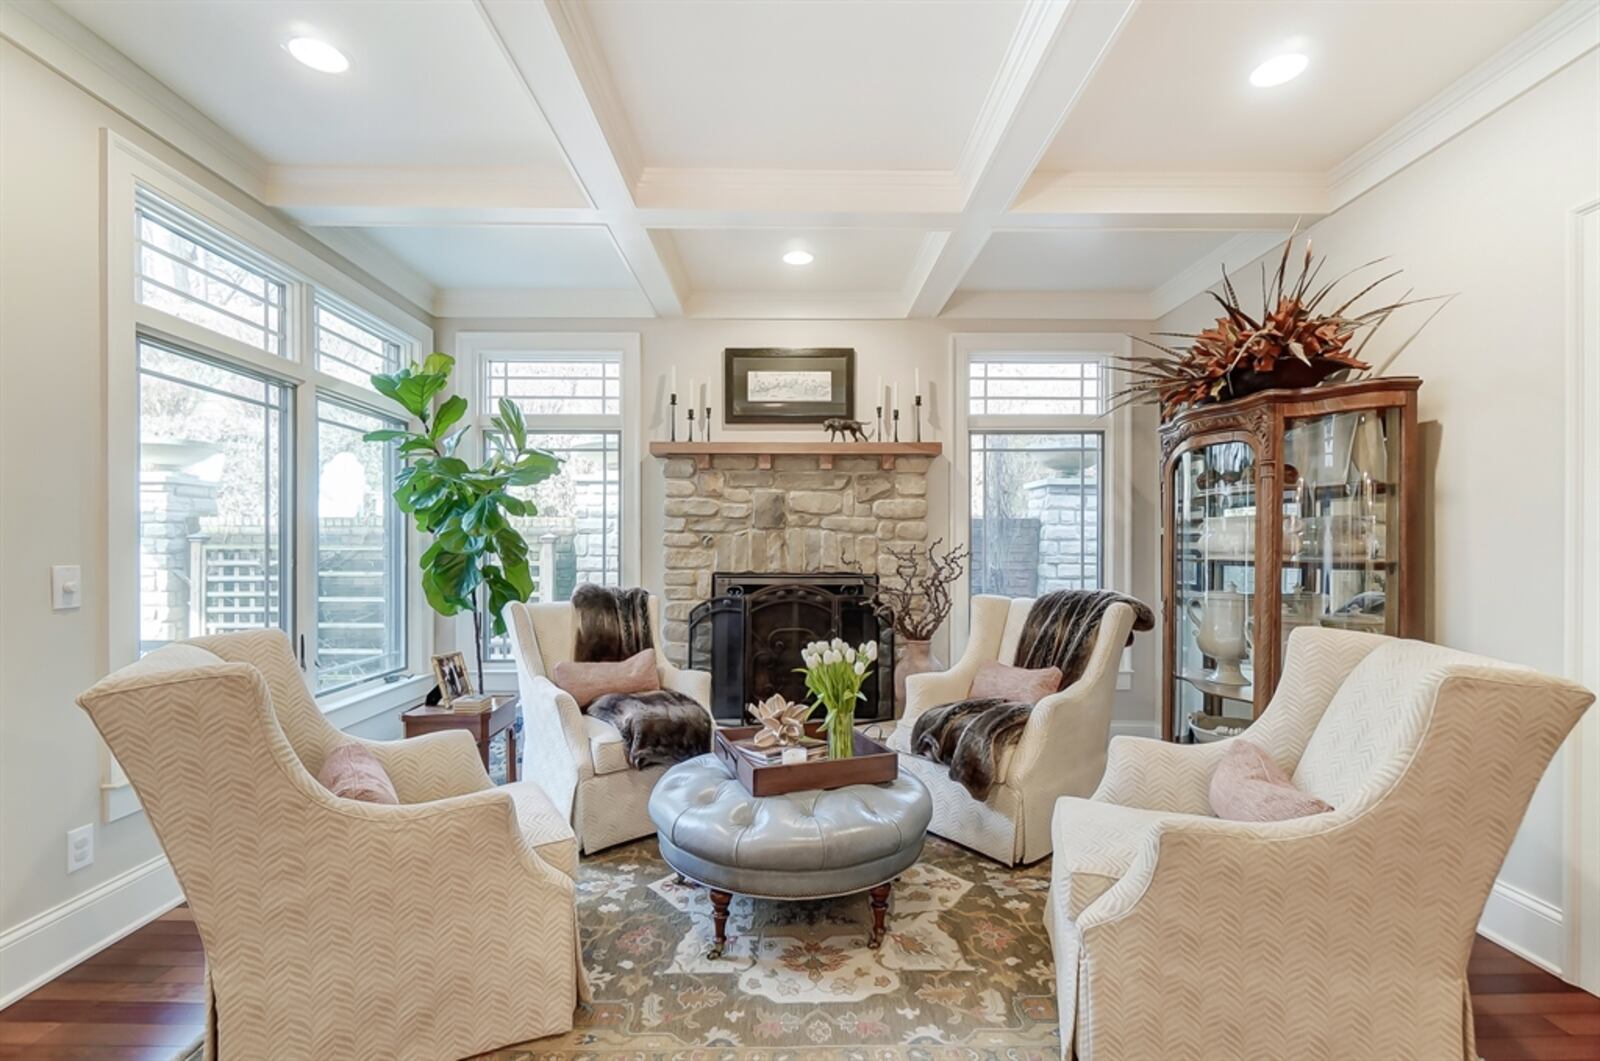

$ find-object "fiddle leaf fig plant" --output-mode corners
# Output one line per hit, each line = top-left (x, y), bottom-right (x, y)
(364, 353), (560, 683)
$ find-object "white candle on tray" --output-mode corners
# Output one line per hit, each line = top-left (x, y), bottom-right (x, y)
(781, 746), (806, 765)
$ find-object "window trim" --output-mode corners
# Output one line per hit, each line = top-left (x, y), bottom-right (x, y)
(454, 331), (643, 686)
(949, 334), (1133, 677)
(105, 132), (434, 766)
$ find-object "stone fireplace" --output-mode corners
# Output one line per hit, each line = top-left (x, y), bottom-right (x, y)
(657, 452), (933, 673)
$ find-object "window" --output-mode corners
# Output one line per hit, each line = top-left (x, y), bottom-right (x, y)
(315, 400), (406, 692)
(956, 343), (1124, 614)
(471, 342), (635, 663)
(137, 341), (289, 652)
(316, 299), (402, 388)
(135, 197), (286, 356)
(114, 171), (428, 704)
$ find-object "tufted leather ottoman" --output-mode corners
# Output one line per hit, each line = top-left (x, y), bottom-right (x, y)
(649, 753), (932, 957)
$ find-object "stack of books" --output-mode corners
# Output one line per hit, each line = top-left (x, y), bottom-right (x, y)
(733, 737), (827, 766)
(447, 695), (496, 714)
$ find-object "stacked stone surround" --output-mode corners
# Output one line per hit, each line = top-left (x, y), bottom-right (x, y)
(659, 454), (930, 664)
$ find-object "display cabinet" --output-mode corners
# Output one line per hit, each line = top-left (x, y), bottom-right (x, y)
(1160, 378), (1422, 741)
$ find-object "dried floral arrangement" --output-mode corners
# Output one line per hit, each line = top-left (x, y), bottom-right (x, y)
(1114, 235), (1444, 419)
(871, 539), (969, 642)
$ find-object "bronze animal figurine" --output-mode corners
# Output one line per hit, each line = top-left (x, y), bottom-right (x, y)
(822, 417), (869, 443)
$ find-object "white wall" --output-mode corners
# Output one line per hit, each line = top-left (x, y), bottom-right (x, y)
(1156, 52), (1600, 973)
(436, 316), (1165, 733)
(0, 40), (426, 1003)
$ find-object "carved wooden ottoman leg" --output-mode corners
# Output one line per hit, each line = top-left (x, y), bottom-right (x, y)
(708, 889), (732, 959)
(867, 882), (892, 949)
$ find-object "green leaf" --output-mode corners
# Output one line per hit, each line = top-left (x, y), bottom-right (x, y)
(497, 397), (527, 452)
(362, 429), (411, 443)
(421, 352), (455, 377)
(430, 395), (468, 440)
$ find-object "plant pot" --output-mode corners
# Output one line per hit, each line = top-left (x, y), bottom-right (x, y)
(894, 639), (943, 714)
(1223, 362), (1349, 402)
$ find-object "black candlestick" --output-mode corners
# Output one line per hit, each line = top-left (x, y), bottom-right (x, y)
(892, 408), (900, 443)
(914, 394), (923, 443)
(669, 393), (678, 441)
(703, 406), (712, 442)
(875, 404), (884, 442)
(686, 407), (696, 442)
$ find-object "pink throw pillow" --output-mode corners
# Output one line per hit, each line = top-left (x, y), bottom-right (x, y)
(317, 743), (398, 804)
(553, 648), (659, 710)
(969, 660), (1063, 704)
(1209, 740), (1333, 822)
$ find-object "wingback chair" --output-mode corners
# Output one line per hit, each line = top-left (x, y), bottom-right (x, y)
(1047, 627), (1594, 1061)
(884, 594), (1136, 865)
(505, 595), (713, 853)
(76, 630), (587, 1061)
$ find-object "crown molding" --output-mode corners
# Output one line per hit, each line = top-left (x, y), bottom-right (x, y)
(0, 0), (268, 196)
(265, 165), (588, 216)
(1147, 230), (1288, 320)
(1328, 0), (1599, 209)
(633, 167), (966, 215)
(433, 286), (654, 319)
(1014, 170), (1330, 217)
(302, 226), (439, 318)
(939, 289), (1154, 321)
(684, 291), (912, 320)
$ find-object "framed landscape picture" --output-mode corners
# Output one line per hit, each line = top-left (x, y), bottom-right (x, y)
(724, 348), (854, 424)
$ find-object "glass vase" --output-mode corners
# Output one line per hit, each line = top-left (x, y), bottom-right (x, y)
(825, 705), (855, 759)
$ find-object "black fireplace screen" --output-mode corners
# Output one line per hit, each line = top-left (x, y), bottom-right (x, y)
(688, 572), (894, 724)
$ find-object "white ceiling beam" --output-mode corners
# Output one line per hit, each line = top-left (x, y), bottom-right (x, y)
(940, 290), (1154, 321)
(433, 287), (655, 319)
(907, 0), (1139, 318)
(1012, 171), (1329, 220)
(264, 165), (592, 227)
(633, 168), (967, 216)
(475, 0), (688, 316)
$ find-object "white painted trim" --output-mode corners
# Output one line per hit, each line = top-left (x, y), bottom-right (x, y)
(1109, 719), (1159, 740)
(633, 167), (965, 215)
(433, 287), (655, 320)
(947, 334), (1133, 664)
(939, 290), (1155, 321)
(1563, 196), (1600, 993)
(1479, 880), (1568, 977)
(0, 856), (181, 1009)
(1328, 0), (1600, 211)
(1013, 171), (1329, 218)
(683, 291), (914, 321)
(1148, 232), (1292, 319)
(0, 0), (266, 195)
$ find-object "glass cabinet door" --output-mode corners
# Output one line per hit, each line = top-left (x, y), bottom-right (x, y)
(1279, 408), (1402, 670)
(1172, 439), (1258, 742)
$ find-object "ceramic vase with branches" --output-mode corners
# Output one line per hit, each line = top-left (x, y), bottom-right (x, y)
(872, 540), (969, 708)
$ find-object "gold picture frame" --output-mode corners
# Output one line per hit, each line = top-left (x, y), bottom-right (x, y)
(430, 651), (473, 706)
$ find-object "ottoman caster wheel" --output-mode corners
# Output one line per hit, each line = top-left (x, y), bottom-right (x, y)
(706, 942), (725, 960)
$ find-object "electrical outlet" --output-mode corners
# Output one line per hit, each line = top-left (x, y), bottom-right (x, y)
(67, 824), (93, 873)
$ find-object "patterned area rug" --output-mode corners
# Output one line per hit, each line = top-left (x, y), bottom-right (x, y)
(482, 836), (1059, 1058)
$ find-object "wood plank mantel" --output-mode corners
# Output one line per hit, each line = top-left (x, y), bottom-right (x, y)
(649, 440), (941, 471)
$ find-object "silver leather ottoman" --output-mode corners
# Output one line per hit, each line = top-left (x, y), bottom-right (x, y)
(649, 753), (932, 957)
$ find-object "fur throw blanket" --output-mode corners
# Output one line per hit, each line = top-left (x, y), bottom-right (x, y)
(588, 689), (711, 769)
(571, 584), (708, 768)
(911, 590), (1154, 800)
(572, 584), (653, 663)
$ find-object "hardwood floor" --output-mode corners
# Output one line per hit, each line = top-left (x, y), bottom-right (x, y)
(1, 908), (1595, 1059)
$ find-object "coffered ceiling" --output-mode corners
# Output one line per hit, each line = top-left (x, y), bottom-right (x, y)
(20, 0), (1595, 320)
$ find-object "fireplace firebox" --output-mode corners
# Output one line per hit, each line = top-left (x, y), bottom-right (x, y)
(687, 572), (894, 724)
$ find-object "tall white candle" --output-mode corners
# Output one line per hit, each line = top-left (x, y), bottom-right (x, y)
(914, 368), (921, 396)
(686, 378), (696, 408)
(876, 375), (884, 409)
(670, 366), (678, 396)
(892, 383), (899, 414)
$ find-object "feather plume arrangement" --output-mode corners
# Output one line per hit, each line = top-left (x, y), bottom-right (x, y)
(1113, 234), (1446, 419)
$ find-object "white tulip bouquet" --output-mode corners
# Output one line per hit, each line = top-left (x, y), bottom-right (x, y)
(798, 637), (879, 759)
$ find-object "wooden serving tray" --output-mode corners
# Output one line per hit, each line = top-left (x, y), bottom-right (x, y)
(713, 721), (898, 797)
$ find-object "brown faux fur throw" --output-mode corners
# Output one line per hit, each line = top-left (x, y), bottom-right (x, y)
(911, 590), (1155, 800)
(572, 584), (653, 663)
(571, 584), (708, 768)
(588, 690), (711, 769)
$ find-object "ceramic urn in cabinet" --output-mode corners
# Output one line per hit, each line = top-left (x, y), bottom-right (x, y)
(1159, 378), (1423, 741)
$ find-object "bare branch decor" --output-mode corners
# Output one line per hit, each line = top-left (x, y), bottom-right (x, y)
(872, 539), (970, 642)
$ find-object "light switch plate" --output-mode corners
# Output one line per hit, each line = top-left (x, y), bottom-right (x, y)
(51, 565), (82, 611)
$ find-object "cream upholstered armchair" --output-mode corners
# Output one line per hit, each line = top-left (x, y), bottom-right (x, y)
(505, 594), (713, 853)
(884, 594), (1135, 865)
(1047, 627), (1594, 1061)
(76, 630), (586, 1061)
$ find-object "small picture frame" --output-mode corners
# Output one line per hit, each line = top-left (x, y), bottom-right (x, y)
(430, 651), (473, 706)
(724, 348), (854, 424)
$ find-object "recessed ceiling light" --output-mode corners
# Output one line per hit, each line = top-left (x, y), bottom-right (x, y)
(286, 36), (349, 74)
(782, 250), (814, 266)
(1250, 52), (1308, 88)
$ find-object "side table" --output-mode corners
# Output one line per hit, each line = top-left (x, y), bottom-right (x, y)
(401, 695), (520, 782)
